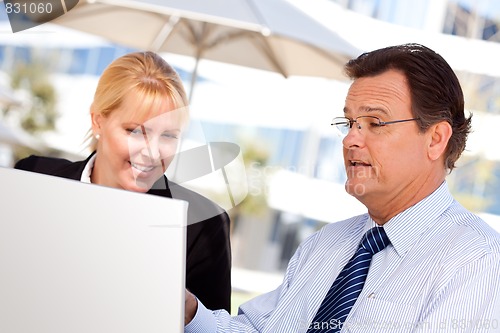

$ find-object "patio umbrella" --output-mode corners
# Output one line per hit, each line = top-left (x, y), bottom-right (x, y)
(50, 0), (361, 100)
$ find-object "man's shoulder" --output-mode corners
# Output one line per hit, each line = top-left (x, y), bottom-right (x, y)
(302, 214), (368, 248)
(321, 213), (368, 233)
(443, 202), (500, 254)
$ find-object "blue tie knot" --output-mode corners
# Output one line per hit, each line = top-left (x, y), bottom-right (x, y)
(360, 227), (390, 255)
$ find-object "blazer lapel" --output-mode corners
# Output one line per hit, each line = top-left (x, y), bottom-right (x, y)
(147, 175), (173, 199)
(46, 153), (95, 181)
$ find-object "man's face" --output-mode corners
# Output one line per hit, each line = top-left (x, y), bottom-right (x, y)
(342, 69), (432, 209)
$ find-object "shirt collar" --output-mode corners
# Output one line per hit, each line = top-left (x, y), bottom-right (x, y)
(80, 153), (97, 183)
(367, 181), (454, 257)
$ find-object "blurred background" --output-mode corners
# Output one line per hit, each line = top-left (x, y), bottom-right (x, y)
(1, 0), (500, 314)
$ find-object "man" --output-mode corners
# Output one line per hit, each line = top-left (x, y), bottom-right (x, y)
(184, 43), (500, 332)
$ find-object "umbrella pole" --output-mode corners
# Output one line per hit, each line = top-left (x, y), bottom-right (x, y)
(187, 52), (237, 207)
(188, 52), (201, 103)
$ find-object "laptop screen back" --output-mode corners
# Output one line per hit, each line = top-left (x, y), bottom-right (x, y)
(0, 167), (187, 333)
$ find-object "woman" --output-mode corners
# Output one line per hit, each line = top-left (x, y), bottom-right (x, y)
(15, 51), (231, 311)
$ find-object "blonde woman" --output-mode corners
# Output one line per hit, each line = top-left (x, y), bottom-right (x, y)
(15, 51), (231, 311)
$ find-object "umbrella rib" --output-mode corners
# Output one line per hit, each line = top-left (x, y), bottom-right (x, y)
(197, 29), (288, 76)
(186, 21), (213, 52)
(310, 45), (347, 67)
(184, 22), (214, 101)
(210, 30), (347, 76)
(150, 15), (181, 51)
(301, 39), (349, 67)
(253, 34), (288, 77)
(201, 30), (248, 50)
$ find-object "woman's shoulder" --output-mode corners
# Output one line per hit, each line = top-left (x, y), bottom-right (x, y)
(168, 181), (228, 226)
(14, 154), (87, 180)
(15, 155), (73, 173)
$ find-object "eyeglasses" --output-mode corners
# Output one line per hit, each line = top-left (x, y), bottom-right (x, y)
(331, 116), (420, 137)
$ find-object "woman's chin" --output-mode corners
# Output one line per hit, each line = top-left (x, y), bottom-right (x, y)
(121, 177), (156, 193)
(129, 169), (164, 191)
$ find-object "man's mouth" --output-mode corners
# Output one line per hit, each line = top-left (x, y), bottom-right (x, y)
(350, 160), (371, 167)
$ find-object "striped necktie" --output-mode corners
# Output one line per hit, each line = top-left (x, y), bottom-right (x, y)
(307, 227), (390, 333)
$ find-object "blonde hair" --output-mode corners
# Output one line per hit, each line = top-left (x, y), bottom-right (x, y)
(87, 51), (189, 151)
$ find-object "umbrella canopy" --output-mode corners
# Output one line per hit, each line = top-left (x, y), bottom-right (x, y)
(290, 0), (500, 79)
(51, 0), (361, 99)
(0, 22), (111, 49)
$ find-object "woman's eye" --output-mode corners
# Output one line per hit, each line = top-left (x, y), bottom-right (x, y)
(127, 128), (143, 135)
(162, 133), (178, 139)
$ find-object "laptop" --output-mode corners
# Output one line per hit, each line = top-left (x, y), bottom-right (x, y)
(0, 166), (188, 333)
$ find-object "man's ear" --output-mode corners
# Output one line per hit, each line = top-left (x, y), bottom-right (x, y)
(428, 121), (452, 161)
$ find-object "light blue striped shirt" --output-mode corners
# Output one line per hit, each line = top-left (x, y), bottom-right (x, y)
(186, 182), (500, 332)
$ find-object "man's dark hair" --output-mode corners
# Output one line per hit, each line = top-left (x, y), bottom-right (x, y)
(344, 43), (471, 171)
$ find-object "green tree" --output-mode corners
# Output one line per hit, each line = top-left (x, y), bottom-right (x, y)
(448, 156), (495, 212)
(227, 139), (270, 236)
(9, 60), (58, 133)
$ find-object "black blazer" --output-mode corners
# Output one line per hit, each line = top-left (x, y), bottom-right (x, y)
(15, 153), (232, 312)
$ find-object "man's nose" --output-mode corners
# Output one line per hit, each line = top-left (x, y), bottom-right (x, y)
(342, 122), (364, 148)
